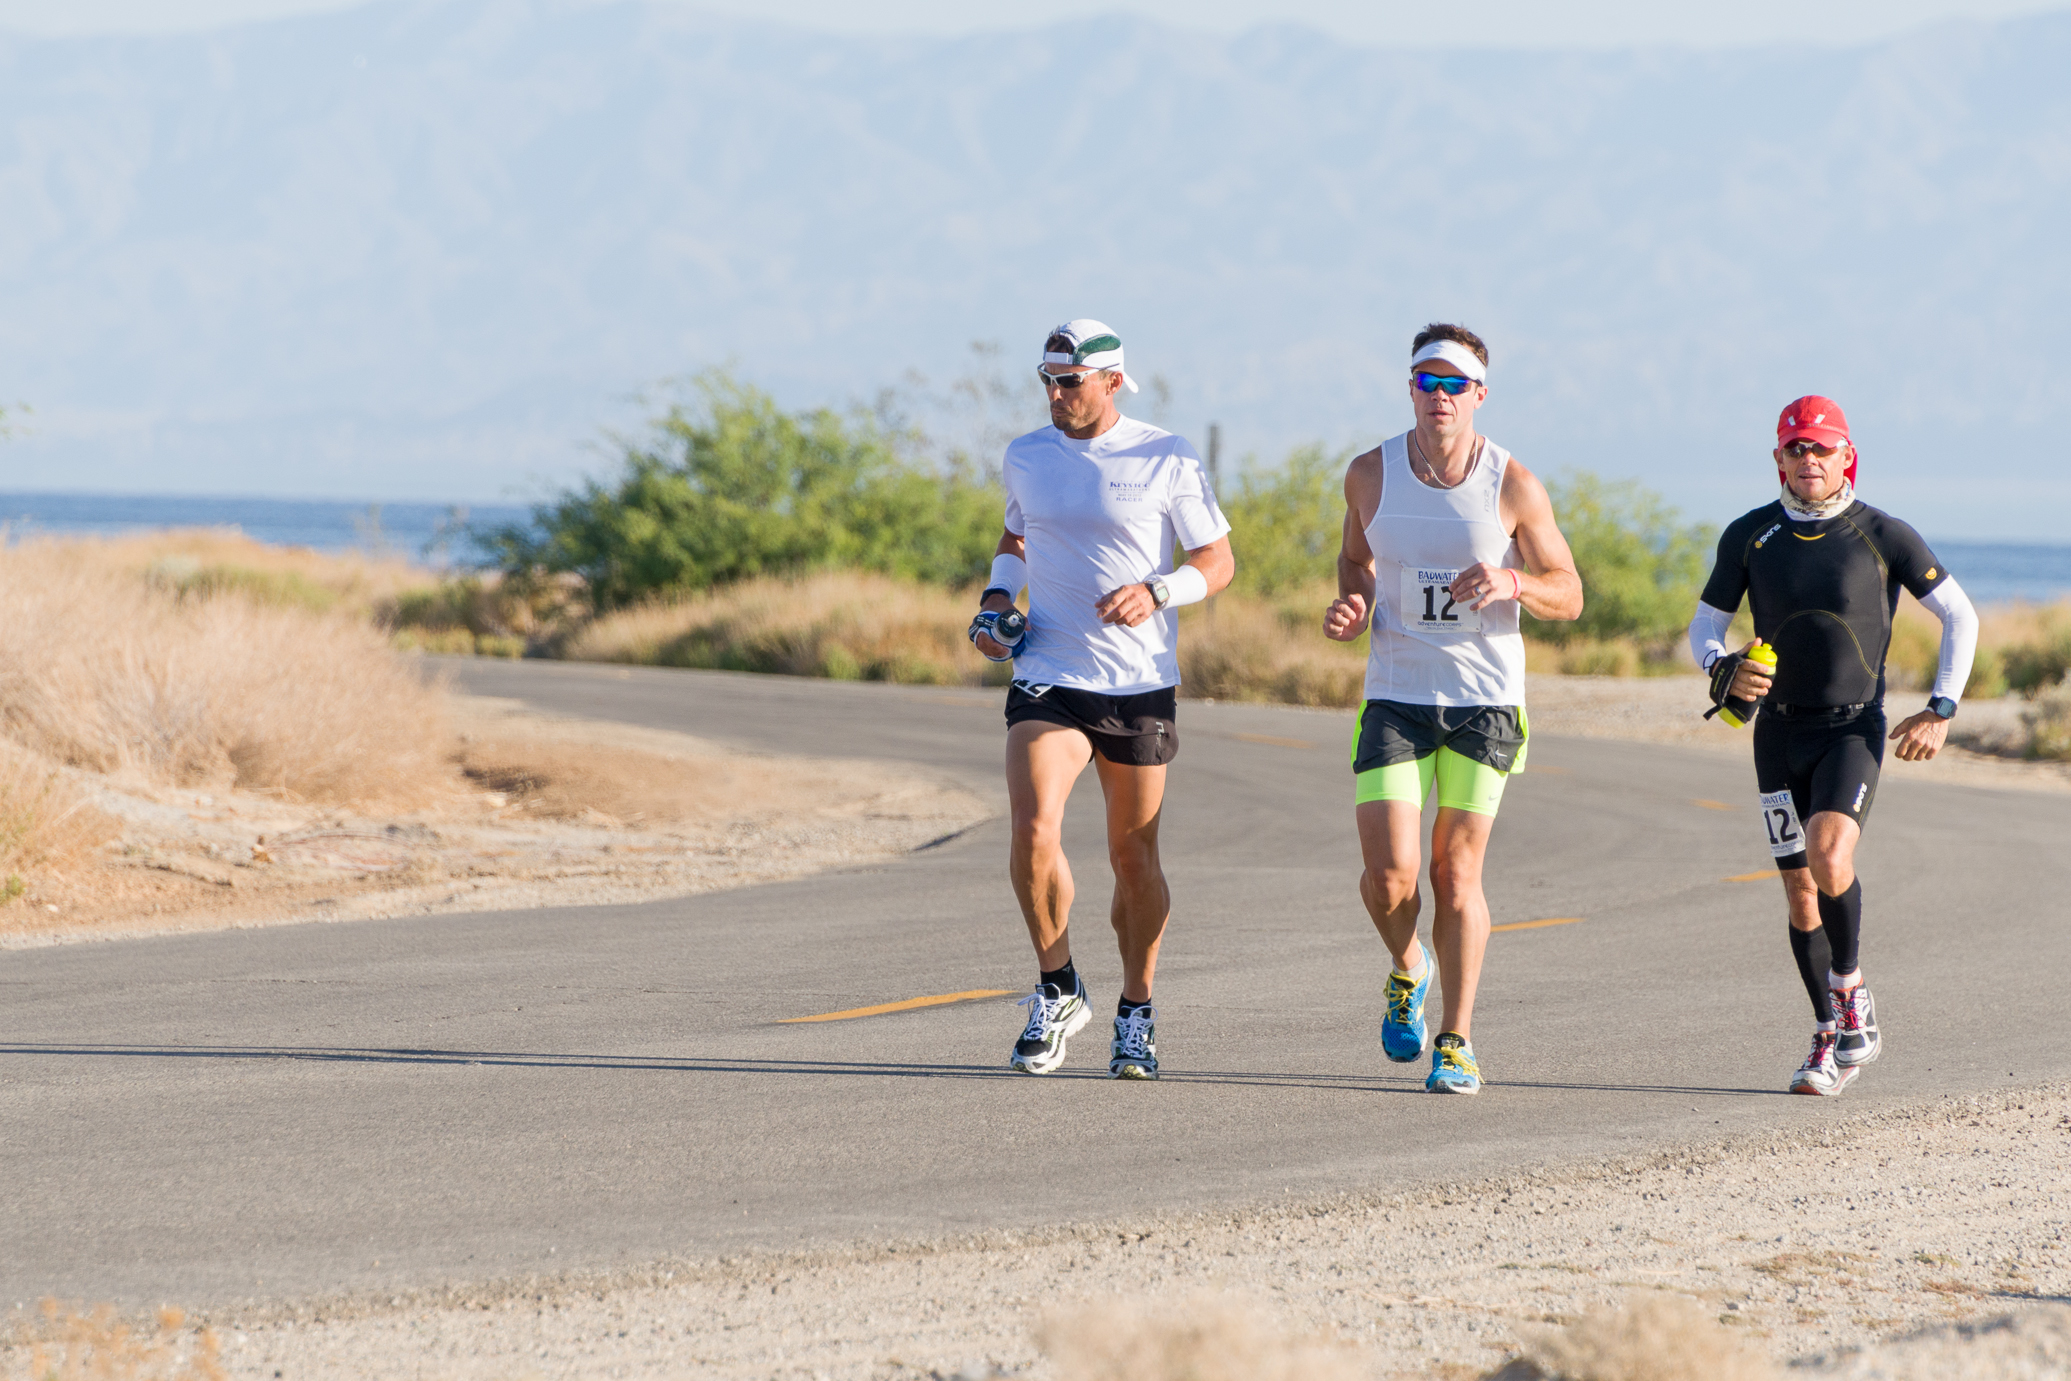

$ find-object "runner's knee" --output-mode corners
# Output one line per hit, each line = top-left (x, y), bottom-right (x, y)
(1107, 834), (1161, 886)
(1011, 813), (1065, 856)
(1428, 856), (1482, 905)
(1364, 864), (1419, 910)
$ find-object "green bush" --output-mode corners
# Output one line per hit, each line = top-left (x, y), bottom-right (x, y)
(1536, 472), (1715, 650)
(485, 374), (1003, 610)
(1219, 444), (1347, 596)
(2001, 626), (2071, 696)
(148, 561), (338, 614)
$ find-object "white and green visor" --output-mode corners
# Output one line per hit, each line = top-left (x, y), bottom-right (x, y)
(1042, 318), (1140, 393)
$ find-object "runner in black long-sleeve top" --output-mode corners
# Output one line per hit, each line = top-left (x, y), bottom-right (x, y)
(1688, 396), (1979, 1097)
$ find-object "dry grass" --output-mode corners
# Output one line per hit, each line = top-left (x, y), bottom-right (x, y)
(1494, 1294), (1779, 1380)
(565, 570), (1005, 684)
(0, 739), (121, 901)
(0, 537), (456, 809)
(64, 527), (436, 617)
(1176, 586), (1368, 706)
(1036, 1297), (1361, 1381)
(6, 1299), (225, 1381)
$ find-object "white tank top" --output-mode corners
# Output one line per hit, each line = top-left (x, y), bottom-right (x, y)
(1362, 432), (1527, 707)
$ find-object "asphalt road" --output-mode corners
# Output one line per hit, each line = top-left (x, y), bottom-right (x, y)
(5, 659), (2068, 1308)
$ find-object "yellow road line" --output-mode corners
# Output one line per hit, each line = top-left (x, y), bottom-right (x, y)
(1231, 732), (1315, 749)
(1724, 870), (1775, 882)
(779, 989), (1016, 1024)
(1691, 798), (1738, 811)
(1491, 917), (1584, 933)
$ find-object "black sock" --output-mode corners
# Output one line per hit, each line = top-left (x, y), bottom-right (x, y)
(1817, 879), (1863, 977)
(1117, 995), (1151, 1016)
(1039, 959), (1077, 997)
(1789, 925), (1834, 1023)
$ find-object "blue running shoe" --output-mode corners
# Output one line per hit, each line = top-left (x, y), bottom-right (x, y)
(1380, 960), (1432, 1063)
(1426, 1032), (1481, 1094)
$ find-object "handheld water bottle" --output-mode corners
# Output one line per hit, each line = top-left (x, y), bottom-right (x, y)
(1716, 641), (1777, 728)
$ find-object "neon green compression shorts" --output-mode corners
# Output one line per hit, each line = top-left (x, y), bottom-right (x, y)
(1348, 700), (1527, 817)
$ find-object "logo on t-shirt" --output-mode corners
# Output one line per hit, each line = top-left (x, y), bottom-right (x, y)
(1107, 480), (1152, 502)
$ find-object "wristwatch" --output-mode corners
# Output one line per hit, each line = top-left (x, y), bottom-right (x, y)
(1927, 695), (1958, 720)
(1145, 575), (1171, 610)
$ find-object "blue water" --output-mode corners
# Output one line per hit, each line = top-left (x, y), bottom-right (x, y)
(2, 493), (2067, 601)
(1928, 542), (2071, 606)
(0, 491), (533, 565)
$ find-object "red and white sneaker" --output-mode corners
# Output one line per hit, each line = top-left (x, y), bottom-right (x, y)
(1790, 1030), (1858, 1096)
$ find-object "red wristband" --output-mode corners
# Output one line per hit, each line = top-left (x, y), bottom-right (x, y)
(1509, 569), (1522, 601)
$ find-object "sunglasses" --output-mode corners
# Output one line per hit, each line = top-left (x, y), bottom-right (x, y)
(1038, 368), (1100, 389)
(1783, 440), (1844, 459)
(1412, 372), (1478, 396)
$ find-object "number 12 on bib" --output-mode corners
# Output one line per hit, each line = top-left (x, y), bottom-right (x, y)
(1401, 565), (1483, 634)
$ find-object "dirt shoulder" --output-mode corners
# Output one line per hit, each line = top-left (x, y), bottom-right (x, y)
(1522, 674), (2071, 795)
(0, 694), (988, 948)
(13, 1082), (2062, 1380)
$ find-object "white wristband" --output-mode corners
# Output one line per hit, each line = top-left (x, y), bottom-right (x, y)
(985, 553), (1027, 601)
(1164, 564), (1210, 608)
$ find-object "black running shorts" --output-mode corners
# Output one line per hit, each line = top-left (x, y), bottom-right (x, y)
(1351, 699), (1526, 774)
(1004, 681), (1179, 767)
(1752, 703), (1885, 871)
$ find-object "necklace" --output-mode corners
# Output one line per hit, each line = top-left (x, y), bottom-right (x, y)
(1410, 432), (1478, 489)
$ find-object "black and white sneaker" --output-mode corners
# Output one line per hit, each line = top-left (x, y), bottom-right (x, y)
(1790, 1030), (1857, 1096)
(1832, 984), (1881, 1067)
(1109, 1005), (1158, 1080)
(1010, 976), (1090, 1074)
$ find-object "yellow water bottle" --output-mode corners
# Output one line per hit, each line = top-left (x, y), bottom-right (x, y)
(1718, 641), (1777, 728)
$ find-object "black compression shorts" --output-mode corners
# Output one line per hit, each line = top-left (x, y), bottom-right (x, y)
(1752, 703), (1885, 871)
(1004, 681), (1179, 767)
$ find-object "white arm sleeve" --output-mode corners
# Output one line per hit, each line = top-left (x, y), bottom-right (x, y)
(1164, 563), (1210, 608)
(1687, 601), (1736, 672)
(985, 552), (1027, 600)
(1918, 577), (1979, 703)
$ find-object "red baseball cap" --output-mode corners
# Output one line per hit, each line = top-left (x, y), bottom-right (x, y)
(1776, 395), (1856, 483)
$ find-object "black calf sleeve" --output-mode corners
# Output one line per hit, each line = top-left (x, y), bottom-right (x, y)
(1789, 925), (1834, 1023)
(1817, 878), (1863, 977)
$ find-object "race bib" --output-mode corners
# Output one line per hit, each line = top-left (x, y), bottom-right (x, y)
(1758, 787), (1805, 859)
(1400, 565), (1483, 634)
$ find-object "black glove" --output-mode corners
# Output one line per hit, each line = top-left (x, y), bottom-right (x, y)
(1703, 651), (1748, 721)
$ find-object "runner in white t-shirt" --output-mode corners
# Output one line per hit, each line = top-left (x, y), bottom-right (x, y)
(969, 319), (1234, 1079)
(1322, 324), (1583, 1094)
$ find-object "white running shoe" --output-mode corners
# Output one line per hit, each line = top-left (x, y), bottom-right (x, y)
(1010, 976), (1090, 1074)
(1790, 1030), (1858, 1096)
(1109, 1005), (1158, 1080)
(1832, 984), (1881, 1067)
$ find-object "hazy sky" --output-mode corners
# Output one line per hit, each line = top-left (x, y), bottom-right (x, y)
(6, 0), (2070, 46)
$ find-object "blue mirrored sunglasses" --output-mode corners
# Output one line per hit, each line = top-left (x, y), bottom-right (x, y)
(1412, 372), (1478, 396)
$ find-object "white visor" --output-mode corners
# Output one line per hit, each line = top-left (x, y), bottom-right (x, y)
(1410, 339), (1487, 382)
(1041, 318), (1140, 393)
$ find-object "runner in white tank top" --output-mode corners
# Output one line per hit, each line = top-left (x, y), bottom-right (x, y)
(1322, 324), (1583, 1094)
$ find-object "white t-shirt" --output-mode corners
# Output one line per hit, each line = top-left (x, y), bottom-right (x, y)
(1002, 415), (1230, 695)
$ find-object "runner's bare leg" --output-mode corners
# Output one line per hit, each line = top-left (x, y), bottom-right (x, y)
(1005, 720), (1095, 969)
(1356, 799), (1426, 974)
(1094, 757), (1169, 1003)
(1428, 806), (1496, 1039)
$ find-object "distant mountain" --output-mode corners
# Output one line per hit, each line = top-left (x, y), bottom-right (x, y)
(1, 0), (2067, 535)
